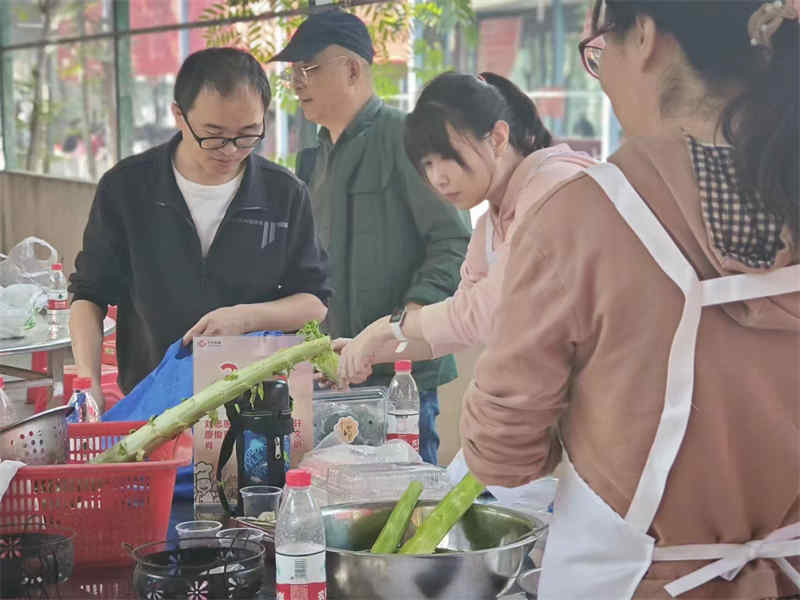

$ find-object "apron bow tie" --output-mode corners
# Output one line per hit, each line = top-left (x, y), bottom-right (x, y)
(656, 523), (800, 597)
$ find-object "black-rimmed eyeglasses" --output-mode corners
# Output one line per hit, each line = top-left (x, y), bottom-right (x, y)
(178, 105), (265, 150)
(578, 28), (611, 79)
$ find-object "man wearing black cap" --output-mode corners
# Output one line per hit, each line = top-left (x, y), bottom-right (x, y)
(272, 10), (470, 465)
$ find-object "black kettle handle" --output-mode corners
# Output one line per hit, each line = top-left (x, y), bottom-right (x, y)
(217, 407), (241, 517)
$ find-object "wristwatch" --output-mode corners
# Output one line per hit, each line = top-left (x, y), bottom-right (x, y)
(389, 306), (409, 353)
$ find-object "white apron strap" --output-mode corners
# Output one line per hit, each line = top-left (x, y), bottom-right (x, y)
(700, 265), (800, 306)
(652, 522), (800, 597)
(586, 164), (800, 533)
(587, 163), (703, 532)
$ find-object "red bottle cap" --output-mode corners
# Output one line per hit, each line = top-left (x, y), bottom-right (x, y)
(0, 376), (4, 389)
(73, 377), (93, 391)
(285, 469), (311, 488)
(394, 360), (412, 373)
(51, 263), (63, 271)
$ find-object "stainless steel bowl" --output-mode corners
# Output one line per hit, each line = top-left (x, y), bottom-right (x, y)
(321, 500), (545, 600)
(0, 405), (73, 465)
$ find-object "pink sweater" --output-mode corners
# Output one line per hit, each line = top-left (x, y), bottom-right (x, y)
(419, 144), (595, 357)
(461, 134), (800, 598)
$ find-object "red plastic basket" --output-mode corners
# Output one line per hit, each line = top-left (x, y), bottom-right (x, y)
(0, 421), (192, 566)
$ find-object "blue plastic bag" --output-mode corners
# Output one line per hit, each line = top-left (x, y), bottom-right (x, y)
(103, 338), (195, 498)
(103, 332), (282, 501)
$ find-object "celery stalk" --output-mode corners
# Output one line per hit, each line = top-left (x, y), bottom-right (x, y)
(91, 336), (336, 464)
(398, 472), (485, 555)
(299, 320), (339, 382)
(370, 481), (424, 554)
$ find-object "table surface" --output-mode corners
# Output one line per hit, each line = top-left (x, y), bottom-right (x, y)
(0, 315), (115, 356)
(9, 499), (534, 599)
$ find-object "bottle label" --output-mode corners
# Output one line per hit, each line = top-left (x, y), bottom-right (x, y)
(386, 411), (420, 452)
(276, 548), (326, 600)
(48, 290), (68, 310)
(387, 432), (420, 452)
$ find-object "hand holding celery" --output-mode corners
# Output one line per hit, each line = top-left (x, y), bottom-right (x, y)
(92, 321), (337, 464)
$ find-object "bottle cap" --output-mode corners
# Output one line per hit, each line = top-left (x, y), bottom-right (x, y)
(394, 360), (412, 373)
(73, 377), (93, 391)
(0, 376), (4, 389)
(285, 469), (311, 488)
(51, 263), (63, 271)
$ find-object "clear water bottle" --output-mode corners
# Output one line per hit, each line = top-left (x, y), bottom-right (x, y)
(47, 263), (69, 333)
(275, 469), (327, 600)
(66, 377), (100, 423)
(0, 377), (14, 426)
(386, 360), (420, 453)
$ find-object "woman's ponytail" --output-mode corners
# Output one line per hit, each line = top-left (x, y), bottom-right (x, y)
(480, 72), (553, 153)
(405, 70), (555, 175)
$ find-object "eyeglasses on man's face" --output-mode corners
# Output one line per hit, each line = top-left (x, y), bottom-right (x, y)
(578, 28), (610, 79)
(178, 105), (265, 150)
(278, 55), (349, 88)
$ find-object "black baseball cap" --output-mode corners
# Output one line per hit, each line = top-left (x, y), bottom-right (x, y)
(270, 10), (375, 64)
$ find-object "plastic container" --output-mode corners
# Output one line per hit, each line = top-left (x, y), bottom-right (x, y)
(0, 421), (191, 566)
(386, 360), (420, 452)
(275, 469), (327, 599)
(217, 527), (268, 548)
(0, 376), (14, 426)
(313, 386), (387, 447)
(175, 520), (222, 548)
(65, 377), (100, 423)
(47, 263), (69, 333)
(326, 462), (451, 504)
(240, 485), (283, 520)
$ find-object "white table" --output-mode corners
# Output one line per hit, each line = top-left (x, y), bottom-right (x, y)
(0, 315), (116, 392)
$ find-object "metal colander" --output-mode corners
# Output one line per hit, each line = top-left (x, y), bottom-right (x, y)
(0, 405), (73, 465)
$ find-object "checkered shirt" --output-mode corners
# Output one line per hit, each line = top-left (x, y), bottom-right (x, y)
(687, 134), (784, 269)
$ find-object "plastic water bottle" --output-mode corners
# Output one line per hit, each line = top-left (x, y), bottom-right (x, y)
(386, 360), (420, 453)
(65, 377), (100, 423)
(47, 263), (69, 333)
(0, 377), (14, 426)
(275, 469), (327, 600)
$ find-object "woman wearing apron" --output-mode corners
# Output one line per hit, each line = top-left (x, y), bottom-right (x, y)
(335, 71), (594, 384)
(461, 1), (799, 598)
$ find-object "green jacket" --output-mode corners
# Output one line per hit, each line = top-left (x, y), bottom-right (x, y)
(297, 96), (471, 390)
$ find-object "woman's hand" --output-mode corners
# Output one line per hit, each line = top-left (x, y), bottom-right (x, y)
(314, 338), (352, 389)
(338, 317), (393, 386)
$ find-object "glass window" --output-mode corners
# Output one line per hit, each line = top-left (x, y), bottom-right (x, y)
(4, 39), (116, 180)
(476, 0), (611, 158)
(2, 0), (111, 46)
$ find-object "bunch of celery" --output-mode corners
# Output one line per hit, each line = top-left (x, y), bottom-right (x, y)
(370, 473), (485, 555)
(92, 322), (337, 464)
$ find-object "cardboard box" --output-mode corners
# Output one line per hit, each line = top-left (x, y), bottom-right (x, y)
(192, 334), (313, 519)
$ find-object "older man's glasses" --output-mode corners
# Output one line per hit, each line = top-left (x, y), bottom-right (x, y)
(278, 55), (349, 87)
(179, 106), (265, 150)
(578, 29), (608, 79)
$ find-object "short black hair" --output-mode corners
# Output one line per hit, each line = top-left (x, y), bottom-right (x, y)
(405, 71), (552, 180)
(174, 47), (271, 113)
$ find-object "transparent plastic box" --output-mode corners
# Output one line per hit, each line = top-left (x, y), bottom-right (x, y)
(313, 387), (387, 447)
(325, 462), (452, 505)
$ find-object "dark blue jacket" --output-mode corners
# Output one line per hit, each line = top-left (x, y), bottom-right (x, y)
(70, 133), (331, 393)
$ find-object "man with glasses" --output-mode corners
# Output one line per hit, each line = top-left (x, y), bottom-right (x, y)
(69, 48), (331, 408)
(271, 10), (471, 465)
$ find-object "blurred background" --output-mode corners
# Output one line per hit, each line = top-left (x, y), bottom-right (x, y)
(0, 0), (622, 464)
